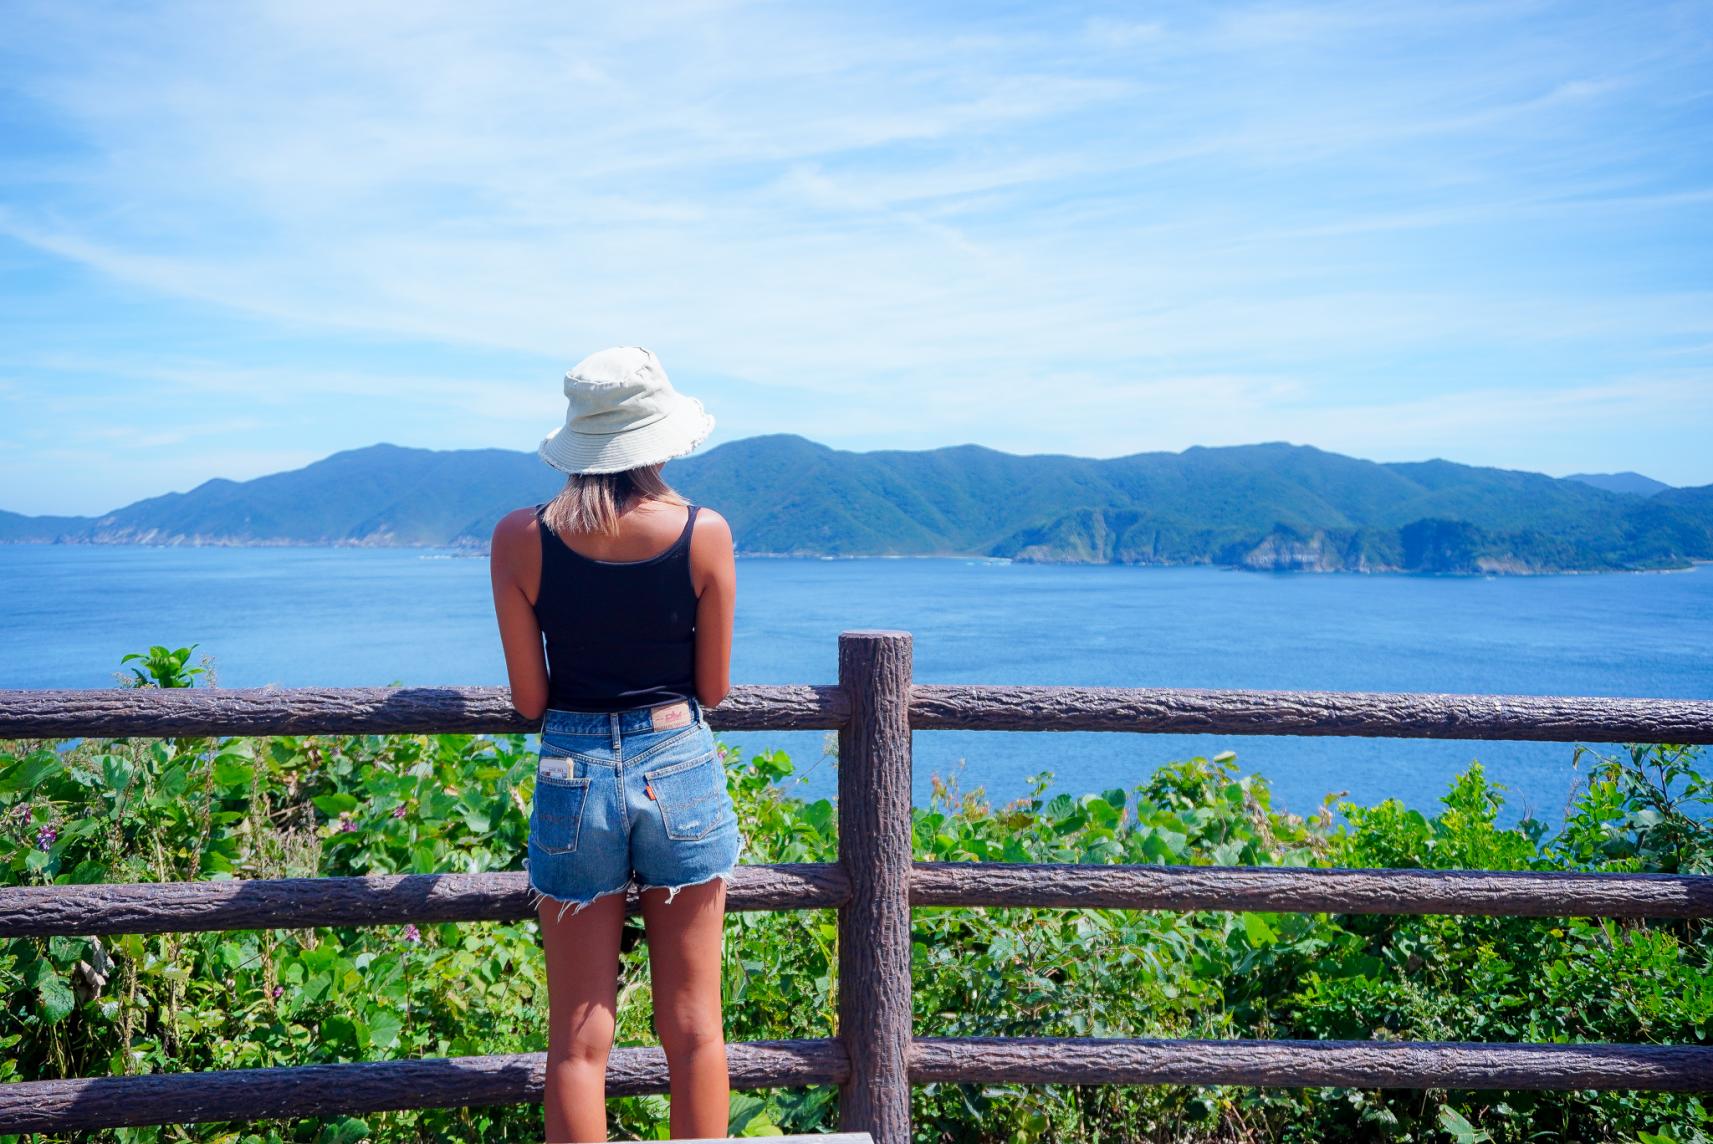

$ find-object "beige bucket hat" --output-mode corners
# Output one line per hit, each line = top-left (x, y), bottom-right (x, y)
(537, 346), (715, 475)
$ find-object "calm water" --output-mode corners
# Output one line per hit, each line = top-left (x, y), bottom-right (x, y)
(2, 545), (1710, 825)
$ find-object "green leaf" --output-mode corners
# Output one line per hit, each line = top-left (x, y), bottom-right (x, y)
(367, 1009), (403, 1051)
(38, 974), (76, 1024)
(158, 763), (190, 797)
(1240, 913), (1276, 947)
(214, 757), (253, 788)
(315, 1116), (371, 1144)
(321, 1014), (360, 1052)
(1437, 1104), (1490, 1143)
(68, 860), (107, 884)
(101, 755), (133, 792)
(0, 753), (64, 795)
(313, 793), (359, 816)
(22, 957), (52, 989)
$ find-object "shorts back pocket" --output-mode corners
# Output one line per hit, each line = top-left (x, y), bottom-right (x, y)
(532, 764), (592, 855)
(647, 753), (730, 841)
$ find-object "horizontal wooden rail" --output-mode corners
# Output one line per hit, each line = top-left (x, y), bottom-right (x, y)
(910, 1036), (1713, 1092)
(8, 1033), (1708, 1133)
(0, 1039), (847, 1134)
(10, 862), (1711, 939)
(911, 684), (1713, 742)
(910, 862), (1713, 918)
(0, 684), (849, 740)
(0, 865), (847, 938)
(7, 651), (1712, 1141)
(5, 683), (1712, 743)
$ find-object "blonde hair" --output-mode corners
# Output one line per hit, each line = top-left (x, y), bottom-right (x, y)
(543, 463), (688, 538)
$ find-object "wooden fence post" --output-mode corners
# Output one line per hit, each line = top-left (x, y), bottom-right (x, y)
(836, 630), (914, 1144)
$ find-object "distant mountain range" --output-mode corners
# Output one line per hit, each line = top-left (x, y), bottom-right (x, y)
(1565, 471), (1675, 497)
(3, 436), (1710, 574)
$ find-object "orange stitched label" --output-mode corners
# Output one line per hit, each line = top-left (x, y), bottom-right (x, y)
(650, 701), (691, 731)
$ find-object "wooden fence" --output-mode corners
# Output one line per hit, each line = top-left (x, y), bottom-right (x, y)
(3, 629), (1712, 1141)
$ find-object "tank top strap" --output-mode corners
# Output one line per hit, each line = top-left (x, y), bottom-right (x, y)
(532, 503), (557, 556)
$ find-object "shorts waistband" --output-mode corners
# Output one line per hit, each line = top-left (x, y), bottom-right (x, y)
(541, 697), (703, 737)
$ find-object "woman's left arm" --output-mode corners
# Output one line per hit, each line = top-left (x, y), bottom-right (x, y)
(489, 508), (550, 721)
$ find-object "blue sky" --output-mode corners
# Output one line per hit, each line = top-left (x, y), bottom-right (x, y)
(3, 1), (1711, 516)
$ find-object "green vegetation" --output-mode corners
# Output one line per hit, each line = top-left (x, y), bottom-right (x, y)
(3, 664), (1710, 1141)
(5, 435), (1712, 572)
(118, 645), (210, 690)
(6, 754), (1710, 1144)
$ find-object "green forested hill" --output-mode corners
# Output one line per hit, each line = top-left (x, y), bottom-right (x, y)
(6, 446), (561, 547)
(4, 435), (1710, 573)
(0, 509), (91, 542)
(1657, 483), (1713, 517)
(676, 436), (1713, 572)
(1566, 470), (1674, 496)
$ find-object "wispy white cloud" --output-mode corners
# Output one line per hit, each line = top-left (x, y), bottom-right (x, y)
(1, 0), (1711, 512)
(1083, 17), (1166, 50)
(81, 418), (268, 450)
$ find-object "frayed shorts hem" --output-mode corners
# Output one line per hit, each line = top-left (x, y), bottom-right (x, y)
(635, 868), (733, 906)
(528, 867), (736, 922)
(527, 878), (630, 924)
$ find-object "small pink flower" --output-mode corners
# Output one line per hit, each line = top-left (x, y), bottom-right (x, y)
(35, 825), (57, 851)
(272, 985), (284, 999)
(401, 924), (422, 944)
(391, 804), (408, 819)
(337, 815), (359, 834)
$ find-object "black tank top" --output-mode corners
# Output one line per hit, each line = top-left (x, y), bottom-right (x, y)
(532, 502), (700, 711)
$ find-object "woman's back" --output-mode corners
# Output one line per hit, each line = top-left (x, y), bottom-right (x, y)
(489, 346), (737, 1140)
(532, 500), (701, 711)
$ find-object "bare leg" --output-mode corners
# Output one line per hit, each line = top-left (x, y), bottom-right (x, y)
(640, 879), (729, 1138)
(540, 893), (627, 1143)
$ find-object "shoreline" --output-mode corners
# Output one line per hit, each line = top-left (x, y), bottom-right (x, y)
(0, 540), (1705, 579)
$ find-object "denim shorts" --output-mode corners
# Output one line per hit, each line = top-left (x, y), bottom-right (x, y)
(526, 697), (742, 919)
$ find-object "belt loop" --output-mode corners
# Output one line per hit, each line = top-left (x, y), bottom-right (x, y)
(610, 712), (621, 752)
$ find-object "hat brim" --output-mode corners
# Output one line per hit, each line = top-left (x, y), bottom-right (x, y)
(538, 393), (715, 476)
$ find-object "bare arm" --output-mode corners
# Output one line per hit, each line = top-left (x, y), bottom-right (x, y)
(689, 508), (736, 708)
(489, 508), (550, 721)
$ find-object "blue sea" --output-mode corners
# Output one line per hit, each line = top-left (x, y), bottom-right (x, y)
(2, 545), (1710, 826)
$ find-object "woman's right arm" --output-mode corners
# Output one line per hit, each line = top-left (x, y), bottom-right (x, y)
(689, 508), (736, 709)
(489, 508), (550, 721)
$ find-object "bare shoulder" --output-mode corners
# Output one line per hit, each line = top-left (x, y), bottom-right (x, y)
(691, 505), (733, 549)
(490, 507), (541, 558)
(690, 507), (733, 577)
(693, 504), (731, 531)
